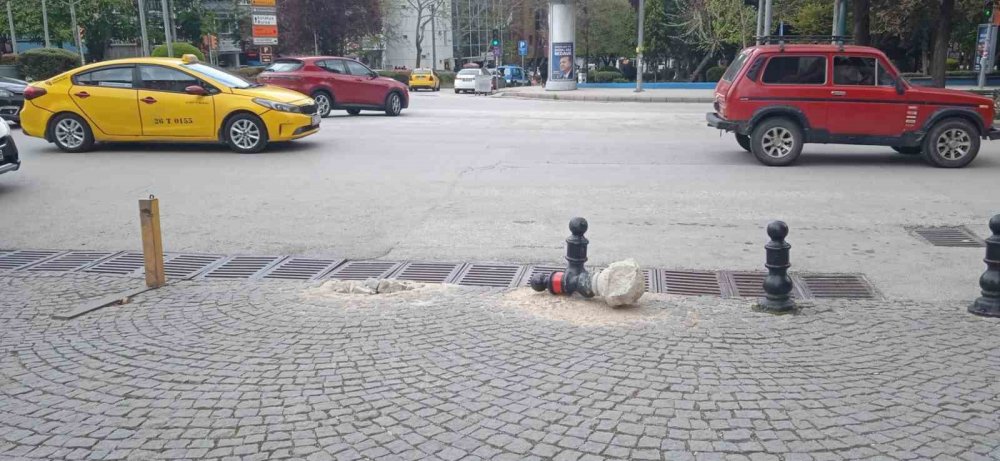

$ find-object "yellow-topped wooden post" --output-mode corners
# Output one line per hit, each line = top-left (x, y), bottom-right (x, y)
(139, 195), (165, 288)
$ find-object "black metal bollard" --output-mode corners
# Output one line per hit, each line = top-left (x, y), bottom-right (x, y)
(530, 217), (595, 297)
(758, 221), (795, 312)
(970, 214), (1000, 317)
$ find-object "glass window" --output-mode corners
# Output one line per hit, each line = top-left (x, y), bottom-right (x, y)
(320, 60), (346, 74)
(458, 69), (478, 76)
(877, 61), (895, 87)
(183, 63), (253, 88)
(722, 50), (751, 82)
(75, 67), (134, 88)
(761, 56), (826, 85)
(265, 60), (303, 72)
(834, 56), (877, 85)
(139, 65), (200, 93)
(345, 60), (372, 76)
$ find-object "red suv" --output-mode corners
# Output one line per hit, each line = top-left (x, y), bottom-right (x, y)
(258, 57), (409, 118)
(708, 44), (1000, 167)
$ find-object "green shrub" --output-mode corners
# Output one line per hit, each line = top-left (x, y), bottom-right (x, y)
(0, 54), (16, 66)
(436, 71), (455, 88)
(596, 66), (620, 73)
(591, 71), (623, 83)
(233, 66), (265, 79)
(377, 69), (410, 85)
(705, 66), (726, 82)
(612, 78), (630, 83)
(151, 42), (205, 61)
(16, 48), (80, 81)
(946, 58), (960, 71)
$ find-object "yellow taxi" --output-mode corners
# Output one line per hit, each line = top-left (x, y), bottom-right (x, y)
(21, 55), (320, 153)
(408, 69), (440, 91)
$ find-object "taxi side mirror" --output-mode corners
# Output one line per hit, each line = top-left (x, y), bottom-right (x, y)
(185, 85), (207, 96)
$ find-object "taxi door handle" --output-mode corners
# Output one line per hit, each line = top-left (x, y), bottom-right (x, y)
(141, 96), (157, 104)
(831, 90), (847, 96)
(74, 91), (90, 98)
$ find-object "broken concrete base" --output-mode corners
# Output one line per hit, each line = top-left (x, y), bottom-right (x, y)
(592, 259), (645, 307)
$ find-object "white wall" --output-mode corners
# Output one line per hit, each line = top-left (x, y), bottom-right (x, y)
(383, 0), (455, 70)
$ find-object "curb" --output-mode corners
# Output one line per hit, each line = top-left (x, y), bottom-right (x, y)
(495, 90), (713, 104)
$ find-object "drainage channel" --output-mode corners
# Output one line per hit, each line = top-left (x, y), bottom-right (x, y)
(0, 249), (879, 300)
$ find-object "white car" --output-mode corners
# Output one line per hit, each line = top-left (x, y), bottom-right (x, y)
(454, 68), (488, 94)
(0, 120), (19, 176)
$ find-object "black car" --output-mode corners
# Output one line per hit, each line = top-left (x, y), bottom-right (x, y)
(0, 76), (27, 123)
(0, 125), (19, 176)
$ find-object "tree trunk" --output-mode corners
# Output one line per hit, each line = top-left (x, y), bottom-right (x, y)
(415, 12), (424, 68)
(852, 0), (870, 46)
(930, 0), (954, 88)
(689, 47), (716, 82)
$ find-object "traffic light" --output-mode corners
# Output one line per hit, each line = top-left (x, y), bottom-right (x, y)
(491, 29), (500, 47)
(986, 0), (993, 19)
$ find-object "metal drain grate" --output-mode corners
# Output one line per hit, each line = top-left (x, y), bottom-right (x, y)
(661, 270), (724, 296)
(84, 252), (145, 276)
(0, 250), (65, 270)
(798, 274), (877, 299)
(455, 264), (525, 288)
(642, 269), (659, 293)
(392, 262), (465, 283)
(326, 261), (402, 281)
(163, 254), (226, 279)
(518, 265), (565, 286)
(200, 256), (286, 280)
(262, 258), (344, 280)
(26, 251), (119, 272)
(724, 271), (806, 298)
(910, 226), (984, 248)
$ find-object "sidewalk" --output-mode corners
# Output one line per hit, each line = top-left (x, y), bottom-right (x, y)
(497, 86), (715, 103)
(1, 270), (998, 460)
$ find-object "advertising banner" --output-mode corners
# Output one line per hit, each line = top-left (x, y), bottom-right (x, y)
(551, 42), (574, 80)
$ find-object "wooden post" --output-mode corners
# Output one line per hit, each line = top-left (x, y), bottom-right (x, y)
(139, 196), (165, 288)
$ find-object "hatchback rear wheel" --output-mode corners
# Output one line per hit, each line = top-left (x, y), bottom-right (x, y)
(923, 118), (979, 168)
(750, 117), (803, 166)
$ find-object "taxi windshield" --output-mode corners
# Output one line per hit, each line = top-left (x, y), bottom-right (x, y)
(183, 63), (259, 89)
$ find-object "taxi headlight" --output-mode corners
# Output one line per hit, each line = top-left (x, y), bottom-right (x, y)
(253, 98), (300, 113)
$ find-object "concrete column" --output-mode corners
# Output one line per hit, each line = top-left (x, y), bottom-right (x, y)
(545, 0), (576, 91)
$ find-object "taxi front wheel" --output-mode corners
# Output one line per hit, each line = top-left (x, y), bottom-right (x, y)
(224, 113), (268, 154)
(50, 113), (94, 153)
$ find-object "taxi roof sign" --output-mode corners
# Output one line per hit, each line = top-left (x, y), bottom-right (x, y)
(181, 54), (200, 64)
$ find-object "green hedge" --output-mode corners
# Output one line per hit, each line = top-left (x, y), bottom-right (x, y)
(0, 54), (16, 66)
(436, 71), (455, 88)
(151, 42), (205, 61)
(17, 48), (80, 81)
(591, 70), (624, 83)
(377, 70), (410, 85)
(705, 66), (726, 82)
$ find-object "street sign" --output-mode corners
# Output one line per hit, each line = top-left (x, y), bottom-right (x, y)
(251, 0), (275, 5)
(253, 37), (278, 45)
(518, 40), (527, 56)
(261, 54), (273, 64)
(493, 46), (501, 57)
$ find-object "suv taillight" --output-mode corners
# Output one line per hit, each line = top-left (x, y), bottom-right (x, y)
(23, 86), (47, 100)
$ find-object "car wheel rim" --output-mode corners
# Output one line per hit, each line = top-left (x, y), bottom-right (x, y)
(55, 118), (85, 149)
(761, 127), (794, 158)
(390, 95), (400, 114)
(936, 128), (971, 160)
(316, 95), (330, 115)
(230, 119), (261, 150)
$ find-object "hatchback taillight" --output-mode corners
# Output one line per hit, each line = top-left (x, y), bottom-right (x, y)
(24, 86), (46, 100)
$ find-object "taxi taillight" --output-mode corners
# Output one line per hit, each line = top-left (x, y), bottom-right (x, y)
(24, 86), (47, 100)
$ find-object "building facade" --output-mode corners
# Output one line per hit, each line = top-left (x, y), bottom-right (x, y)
(383, 0), (455, 70)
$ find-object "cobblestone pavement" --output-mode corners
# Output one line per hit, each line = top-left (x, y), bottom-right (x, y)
(1, 272), (999, 461)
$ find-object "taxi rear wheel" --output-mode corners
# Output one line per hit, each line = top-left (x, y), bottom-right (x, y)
(50, 113), (94, 153)
(224, 113), (268, 154)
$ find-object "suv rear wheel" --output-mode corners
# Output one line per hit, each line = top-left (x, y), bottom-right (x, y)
(922, 118), (980, 168)
(735, 134), (751, 152)
(750, 117), (803, 166)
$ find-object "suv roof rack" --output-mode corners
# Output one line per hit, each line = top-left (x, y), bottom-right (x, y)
(757, 35), (854, 52)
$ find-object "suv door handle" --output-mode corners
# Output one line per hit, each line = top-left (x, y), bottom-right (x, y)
(831, 90), (847, 96)
(141, 96), (157, 104)
(74, 91), (90, 98)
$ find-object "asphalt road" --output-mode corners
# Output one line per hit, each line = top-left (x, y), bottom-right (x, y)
(2, 91), (999, 301)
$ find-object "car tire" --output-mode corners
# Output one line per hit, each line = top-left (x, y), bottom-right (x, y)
(384, 92), (403, 116)
(750, 117), (803, 167)
(922, 118), (980, 168)
(311, 91), (333, 118)
(346, 108), (361, 116)
(223, 113), (268, 154)
(892, 146), (923, 155)
(735, 134), (751, 152)
(50, 113), (94, 153)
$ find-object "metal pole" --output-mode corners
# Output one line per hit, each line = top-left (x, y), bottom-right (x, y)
(70, 0), (83, 64)
(838, 0), (848, 42)
(636, 0), (644, 92)
(137, 0), (150, 56)
(431, 3), (437, 70)
(313, 30), (319, 56)
(755, 1), (763, 44)
(763, 0), (772, 43)
(42, 0), (50, 47)
(831, 0), (840, 42)
(979, 26), (992, 88)
(7, 1), (17, 55)
(161, 0), (173, 56)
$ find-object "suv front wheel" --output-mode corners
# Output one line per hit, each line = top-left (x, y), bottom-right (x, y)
(750, 117), (803, 166)
(922, 118), (980, 168)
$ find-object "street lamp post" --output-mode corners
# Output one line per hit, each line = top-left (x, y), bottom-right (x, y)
(70, 0), (84, 64)
(42, 0), (51, 47)
(6, 1), (17, 54)
(161, 0), (173, 57)
(636, 0), (644, 92)
(137, 0), (150, 56)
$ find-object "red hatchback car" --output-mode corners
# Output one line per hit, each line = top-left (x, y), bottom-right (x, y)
(258, 57), (409, 118)
(708, 44), (1000, 167)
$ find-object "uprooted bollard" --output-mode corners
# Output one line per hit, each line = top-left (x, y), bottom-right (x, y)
(529, 217), (644, 307)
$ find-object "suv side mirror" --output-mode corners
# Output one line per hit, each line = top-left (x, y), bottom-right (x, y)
(894, 78), (905, 95)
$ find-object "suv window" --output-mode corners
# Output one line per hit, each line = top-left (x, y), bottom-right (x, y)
(722, 51), (751, 82)
(876, 61), (895, 86)
(139, 65), (199, 92)
(75, 66), (134, 88)
(761, 56), (826, 85)
(833, 56), (878, 85)
(345, 60), (371, 76)
(320, 60), (346, 74)
(265, 60), (303, 72)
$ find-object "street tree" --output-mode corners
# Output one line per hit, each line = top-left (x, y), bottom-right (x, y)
(578, 0), (635, 68)
(403, 0), (447, 68)
(277, 0), (381, 56)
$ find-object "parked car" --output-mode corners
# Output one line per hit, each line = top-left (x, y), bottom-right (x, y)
(454, 68), (489, 94)
(0, 119), (19, 176)
(707, 44), (999, 167)
(21, 54), (320, 154)
(496, 65), (530, 87)
(409, 69), (441, 91)
(257, 57), (409, 117)
(0, 77), (27, 123)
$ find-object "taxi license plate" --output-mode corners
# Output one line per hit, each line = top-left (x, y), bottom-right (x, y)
(312, 114), (321, 126)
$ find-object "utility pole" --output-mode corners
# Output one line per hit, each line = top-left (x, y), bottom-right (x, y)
(763, 0), (772, 42)
(70, 0), (84, 64)
(313, 30), (319, 56)
(755, 1), (764, 44)
(137, 0), (150, 55)
(6, 1), (17, 54)
(42, 0), (51, 47)
(161, 0), (173, 56)
(431, 3), (437, 70)
(636, 0), (645, 92)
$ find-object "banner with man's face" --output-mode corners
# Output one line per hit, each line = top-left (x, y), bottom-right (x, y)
(551, 42), (575, 80)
